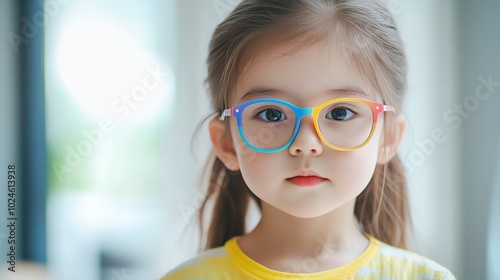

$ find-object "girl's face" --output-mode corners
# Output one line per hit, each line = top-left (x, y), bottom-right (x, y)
(211, 41), (398, 218)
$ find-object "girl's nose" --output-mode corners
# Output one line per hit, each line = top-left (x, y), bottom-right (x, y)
(288, 116), (323, 156)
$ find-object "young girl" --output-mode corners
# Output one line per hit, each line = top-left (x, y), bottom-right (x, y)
(164, 0), (455, 279)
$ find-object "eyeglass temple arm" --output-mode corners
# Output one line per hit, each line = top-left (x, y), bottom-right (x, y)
(383, 105), (396, 113)
(219, 109), (231, 120)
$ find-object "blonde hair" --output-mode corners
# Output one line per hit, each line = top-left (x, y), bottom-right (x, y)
(199, 0), (410, 250)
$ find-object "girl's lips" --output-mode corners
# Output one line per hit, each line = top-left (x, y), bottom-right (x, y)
(286, 176), (327, 187)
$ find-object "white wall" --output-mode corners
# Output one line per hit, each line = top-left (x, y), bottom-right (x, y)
(488, 146), (500, 280)
(458, 1), (500, 279)
(391, 0), (461, 275)
(159, 0), (222, 271)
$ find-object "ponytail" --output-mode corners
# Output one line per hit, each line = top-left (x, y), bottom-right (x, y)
(354, 154), (411, 249)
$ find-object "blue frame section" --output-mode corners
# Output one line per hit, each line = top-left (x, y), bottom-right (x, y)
(229, 98), (312, 153)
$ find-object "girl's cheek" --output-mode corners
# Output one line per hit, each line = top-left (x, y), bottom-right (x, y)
(234, 139), (259, 163)
(228, 124), (259, 163)
(329, 146), (378, 181)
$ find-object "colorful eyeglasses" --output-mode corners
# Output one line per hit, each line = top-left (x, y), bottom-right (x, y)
(220, 98), (395, 153)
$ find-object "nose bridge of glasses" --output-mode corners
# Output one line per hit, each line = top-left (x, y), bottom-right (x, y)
(294, 107), (313, 119)
(288, 106), (324, 154)
(294, 107), (315, 130)
(293, 107), (320, 138)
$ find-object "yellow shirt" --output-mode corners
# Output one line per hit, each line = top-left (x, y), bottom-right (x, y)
(163, 235), (455, 280)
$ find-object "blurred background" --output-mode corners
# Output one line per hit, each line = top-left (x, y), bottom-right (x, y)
(0, 0), (499, 279)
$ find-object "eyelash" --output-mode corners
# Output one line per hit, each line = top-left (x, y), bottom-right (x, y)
(252, 106), (284, 118)
(326, 105), (358, 117)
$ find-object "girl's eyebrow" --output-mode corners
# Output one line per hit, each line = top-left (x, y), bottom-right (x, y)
(241, 86), (368, 101)
(241, 86), (286, 101)
(326, 87), (368, 98)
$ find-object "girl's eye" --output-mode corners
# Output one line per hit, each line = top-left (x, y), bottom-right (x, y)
(257, 108), (287, 122)
(326, 106), (355, 121)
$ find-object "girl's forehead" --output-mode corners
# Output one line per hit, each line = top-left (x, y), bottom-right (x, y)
(232, 41), (379, 105)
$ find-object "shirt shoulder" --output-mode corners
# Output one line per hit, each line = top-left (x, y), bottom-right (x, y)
(160, 246), (245, 280)
(360, 240), (455, 280)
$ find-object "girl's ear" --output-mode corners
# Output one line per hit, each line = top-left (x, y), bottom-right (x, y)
(377, 115), (407, 164)
(209, 118), (240, 171)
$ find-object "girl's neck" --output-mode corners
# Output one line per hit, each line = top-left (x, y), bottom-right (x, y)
(237, 200), (369, 273)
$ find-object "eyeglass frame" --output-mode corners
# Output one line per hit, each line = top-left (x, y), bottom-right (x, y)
(219, 97), (396, 153)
